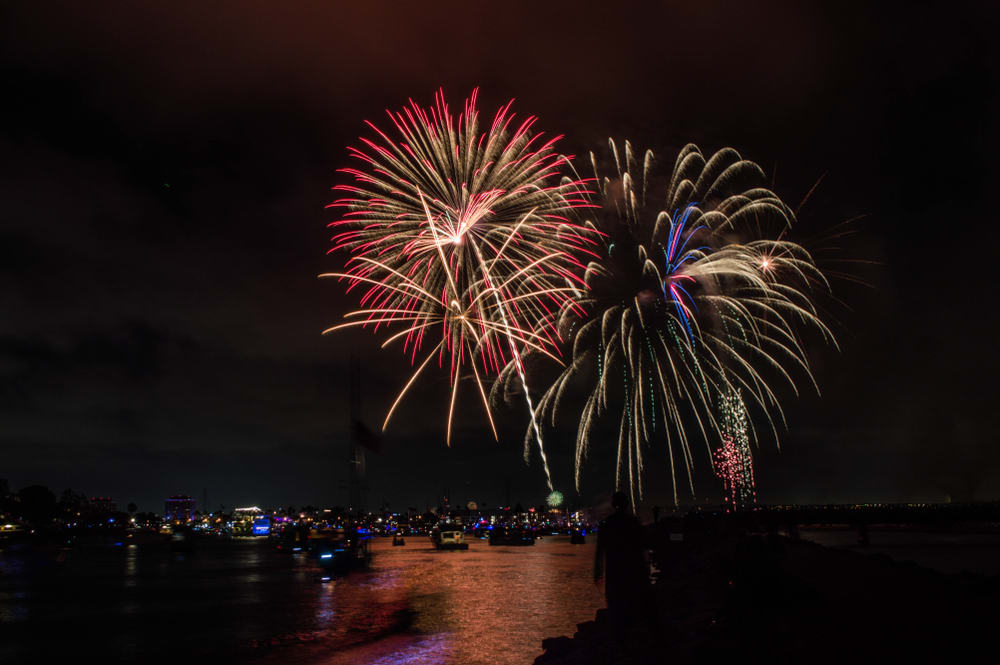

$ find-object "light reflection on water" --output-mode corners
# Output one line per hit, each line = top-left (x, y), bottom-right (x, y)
(0, 536), (604, 665)
(317, 538), (606, 665)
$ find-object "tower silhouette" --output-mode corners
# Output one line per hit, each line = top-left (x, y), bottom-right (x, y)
(347, 354), (368, 513)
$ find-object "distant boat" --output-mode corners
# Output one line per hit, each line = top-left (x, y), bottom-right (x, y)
(312, 528), (372, 574)
(392, 534), (406, 546)
(431, 525), (468, 550)
(570, 529), (587, 545)
(488, 526), (535, 546)
(169, 525), (198, 552)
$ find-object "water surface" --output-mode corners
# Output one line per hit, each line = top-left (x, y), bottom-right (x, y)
(799, 528), (1000, 576)
(0, 536), (604, 664)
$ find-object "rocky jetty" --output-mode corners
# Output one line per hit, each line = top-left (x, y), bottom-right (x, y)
(537, 521), (1000, 664)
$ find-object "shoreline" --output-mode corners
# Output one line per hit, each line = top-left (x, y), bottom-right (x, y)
(535, 521), (1000, 664)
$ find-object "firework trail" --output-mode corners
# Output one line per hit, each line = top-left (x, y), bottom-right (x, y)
(321, 89), (598, 489)
(714, 387), (756, 510)
(498, 141), (835, 505)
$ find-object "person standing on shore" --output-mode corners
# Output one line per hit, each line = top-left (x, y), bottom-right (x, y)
(594, 491), (651, 638)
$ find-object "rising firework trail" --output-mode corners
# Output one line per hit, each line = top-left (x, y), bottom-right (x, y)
(499, 141), (836, 505)
(714, 387), (755, 510)
(321, 89), (598, 489)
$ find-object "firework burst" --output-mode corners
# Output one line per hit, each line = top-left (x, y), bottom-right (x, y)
(498, 141), (835, 505)
(321, 90), (598, 488)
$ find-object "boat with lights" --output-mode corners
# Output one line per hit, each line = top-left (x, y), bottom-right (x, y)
(311, 527), (372, 573)
(488, 525), (535, 546)
(431, 524), (468, 550)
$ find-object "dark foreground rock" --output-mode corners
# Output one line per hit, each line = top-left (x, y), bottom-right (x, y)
(536, 524), (1000, 664)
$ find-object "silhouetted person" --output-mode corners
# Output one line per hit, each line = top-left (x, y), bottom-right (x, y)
(857, 522), (870, 547)
(296, 521), (311, 547)
(594, 491), (650, 638)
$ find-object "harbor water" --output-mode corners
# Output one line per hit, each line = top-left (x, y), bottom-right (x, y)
(0, 535), (605, 664)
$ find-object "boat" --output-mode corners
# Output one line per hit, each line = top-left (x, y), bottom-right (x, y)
(392, 534), (406, 546)
(488, 526), (535, 546)
(0, 523), (28, 547)
(311, 527), (372, 574)
(570, 528), (587, 544)
(431, 525), (468, 550)
(168, 524), (198, 552)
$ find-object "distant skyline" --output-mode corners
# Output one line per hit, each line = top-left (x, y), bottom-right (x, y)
(2, 2), (997, 512)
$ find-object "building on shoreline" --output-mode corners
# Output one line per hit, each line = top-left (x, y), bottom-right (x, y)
(89, 496), (116, 513)
(165, 495), (195, 522)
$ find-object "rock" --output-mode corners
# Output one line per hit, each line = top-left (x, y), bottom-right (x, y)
(540, 636), (573, 657)
(537, 526), (1000, 665)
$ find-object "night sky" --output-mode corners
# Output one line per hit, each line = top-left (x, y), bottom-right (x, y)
(2, 2), (997, 513)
